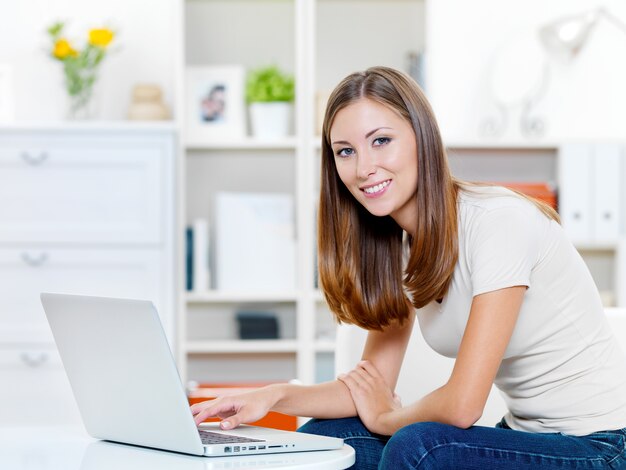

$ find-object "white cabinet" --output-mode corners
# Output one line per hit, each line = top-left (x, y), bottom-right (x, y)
(0, 124), (176, 425)
(0, 131), (165, 244)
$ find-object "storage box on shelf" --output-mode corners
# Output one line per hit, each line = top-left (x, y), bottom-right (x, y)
(0, 124), (176, 424)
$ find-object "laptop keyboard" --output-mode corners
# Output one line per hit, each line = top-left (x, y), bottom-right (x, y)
(198, 429), (265, 445)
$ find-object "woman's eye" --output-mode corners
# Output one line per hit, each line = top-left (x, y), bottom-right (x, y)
(336, 147), (354, 158)
(373, 137), (391, 146)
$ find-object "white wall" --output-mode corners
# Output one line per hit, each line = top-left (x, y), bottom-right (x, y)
(0, 0), (177, 121)
(425, 0), (626, 143)
(316, 0), (425, 92)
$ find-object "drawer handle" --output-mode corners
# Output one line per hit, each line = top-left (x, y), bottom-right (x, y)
(21, 252), (48, 267)
(20, 151), (49, 166)
(20, 352), (49, 368)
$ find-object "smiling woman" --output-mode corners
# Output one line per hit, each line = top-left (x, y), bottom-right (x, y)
(189, 67), (626, 470)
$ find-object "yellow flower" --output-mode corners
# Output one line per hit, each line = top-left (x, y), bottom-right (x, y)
(53, 38), (78, 59)
(88, 28), (114, 48)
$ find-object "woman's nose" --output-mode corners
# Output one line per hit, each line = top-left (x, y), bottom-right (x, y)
(356, 152), (377, 179)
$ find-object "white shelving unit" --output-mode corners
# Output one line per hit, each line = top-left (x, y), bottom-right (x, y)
(174, 0), (428, 388)
(174, 0), (625, 390)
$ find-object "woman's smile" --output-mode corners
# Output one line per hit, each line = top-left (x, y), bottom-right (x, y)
(361, 179), (392, 197)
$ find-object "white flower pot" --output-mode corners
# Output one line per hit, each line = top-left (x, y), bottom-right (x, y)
(249, 102), (292, 140)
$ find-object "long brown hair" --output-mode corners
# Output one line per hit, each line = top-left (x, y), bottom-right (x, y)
(318, 66), (461, 331)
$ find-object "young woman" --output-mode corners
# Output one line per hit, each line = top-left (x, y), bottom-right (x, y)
(191, 66), (626, 469)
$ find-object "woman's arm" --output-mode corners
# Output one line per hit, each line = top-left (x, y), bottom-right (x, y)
(273, 313), (415, 417)
(339, 285), (526, 435)
(191, 315), (415, 429)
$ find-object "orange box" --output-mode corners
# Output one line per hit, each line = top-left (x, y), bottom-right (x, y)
(497, 182), (558, 210)
(188, 383), (298, 431)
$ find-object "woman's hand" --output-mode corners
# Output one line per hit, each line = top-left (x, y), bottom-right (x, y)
(337, 360), (402, 435)
(190, 385), (281, 430)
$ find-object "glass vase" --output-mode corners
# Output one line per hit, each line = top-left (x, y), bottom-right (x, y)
(65, 71), (99, 120)
(67, 88), (96, 120)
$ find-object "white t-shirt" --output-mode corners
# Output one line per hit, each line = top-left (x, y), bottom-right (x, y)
(416, 185), (626, 436)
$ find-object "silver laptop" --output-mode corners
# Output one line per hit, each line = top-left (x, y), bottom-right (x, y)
(40, 293), (343, 457)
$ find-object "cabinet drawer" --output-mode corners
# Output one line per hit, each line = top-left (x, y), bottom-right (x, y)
(0, 134), (167, 244)
(0, 347), (82, 425)
(0, 247), (171, 344)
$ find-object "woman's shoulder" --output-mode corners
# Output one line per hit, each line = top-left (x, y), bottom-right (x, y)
(457, 184), (552, 238)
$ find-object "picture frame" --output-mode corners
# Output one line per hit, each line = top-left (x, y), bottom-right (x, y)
(184, 65), (246, 145)
(0, 64), (15, 123)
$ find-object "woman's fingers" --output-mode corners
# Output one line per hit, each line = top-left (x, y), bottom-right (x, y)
(219, 409), (247, 430)
(190, 392), (273, 429)
(338, 368), (371, 392)
(337, 371), (359, 391)
(191, 398), (239, 425)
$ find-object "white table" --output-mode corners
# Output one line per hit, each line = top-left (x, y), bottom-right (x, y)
(0, 426), (355, 470)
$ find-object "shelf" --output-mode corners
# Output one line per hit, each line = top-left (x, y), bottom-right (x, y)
(185, 291), (299, 303)
(185, 137), (298, 151)
(315, 340), (336, 353)
(185, 340), (299, 354)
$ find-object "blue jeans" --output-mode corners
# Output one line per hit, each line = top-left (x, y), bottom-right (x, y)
(298, 417), (626, 469)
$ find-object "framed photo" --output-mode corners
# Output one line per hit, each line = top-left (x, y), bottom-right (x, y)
(185, 65), (246, 145)
(0, 64), (15, 123)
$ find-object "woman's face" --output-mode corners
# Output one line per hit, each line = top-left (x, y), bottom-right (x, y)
(329, 98), (419, 234)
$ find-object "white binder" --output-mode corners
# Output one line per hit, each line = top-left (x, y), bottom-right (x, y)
(558, 144), (592, 243)
(593, 144), (622, 242)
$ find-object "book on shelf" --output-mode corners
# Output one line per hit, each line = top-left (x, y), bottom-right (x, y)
(185, 219), (212, 292)
(193, 218), (211, 292)
(185, 227), (193, 291)
(187, 382), (297, 431)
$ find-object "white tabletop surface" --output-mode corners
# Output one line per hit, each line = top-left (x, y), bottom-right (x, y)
(0, 426), (355, 470)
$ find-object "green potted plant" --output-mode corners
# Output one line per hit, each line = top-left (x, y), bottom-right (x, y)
(246, 65), (295, 139)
